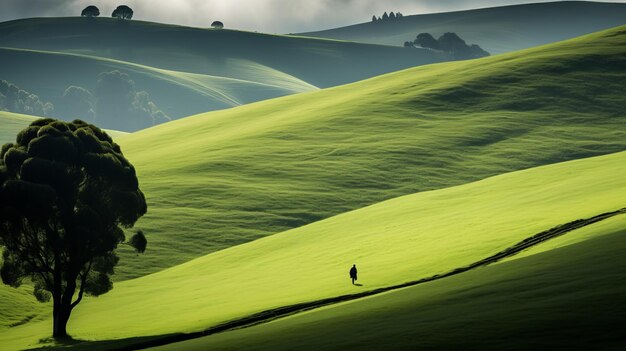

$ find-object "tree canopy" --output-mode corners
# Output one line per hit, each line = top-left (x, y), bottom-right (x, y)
(81, 5), (100, 17)
(211, 21), (224, 29)
(112, 5), (133, 19)
(94, 70), (169, 131)
(411, 32), (490, 60)
(59, 86), (95, 122)
(414, 33), (440, 50)
(0, 118), (147, 338)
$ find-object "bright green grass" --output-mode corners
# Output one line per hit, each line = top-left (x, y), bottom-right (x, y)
(0, 111), (128, 143)
(148, 221), (626, 351)
(2, 145), (626, 350)
(300, 1), (626, 53)
(0, 47), (317, 131)
(111, 25), (626, 280)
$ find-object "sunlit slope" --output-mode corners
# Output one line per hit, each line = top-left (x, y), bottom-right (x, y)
(0, 112), (37, 143)
(150, 221), (626, 351)
(0, 111), (128, 142)
(3, 147), (626, 350)
(300, 1), (626, 53)
(113, 26), (626, 279)
(0, 17), (446, 88)
(0, 47), (317, 130)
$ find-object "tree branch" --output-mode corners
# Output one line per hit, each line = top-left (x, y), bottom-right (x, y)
(71, 261), (92, 310)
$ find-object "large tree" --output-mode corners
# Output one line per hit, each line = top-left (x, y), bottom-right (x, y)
(0, 119), (147, 338)
(112, 5), (133, 19)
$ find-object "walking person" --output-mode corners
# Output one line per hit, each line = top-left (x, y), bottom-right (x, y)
(349, 264), (358, 285)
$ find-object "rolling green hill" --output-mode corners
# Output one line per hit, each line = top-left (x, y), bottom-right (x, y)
(109, 25), (626, 280)
(2, 142), (626, 351)
(0, 47), (317, 131)
(299, 1), (626, 54)
(148, 219), (626, 351)
(0, 17), (446, 89)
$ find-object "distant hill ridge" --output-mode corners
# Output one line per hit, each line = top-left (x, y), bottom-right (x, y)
(299, 1), (626, 53)
(0, 17), (446, 130)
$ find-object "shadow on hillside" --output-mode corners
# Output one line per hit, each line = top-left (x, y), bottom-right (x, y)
(27, 334), (181, 351)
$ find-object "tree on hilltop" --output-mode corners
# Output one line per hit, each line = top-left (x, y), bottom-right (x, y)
(81, 5), (100, 17)
(0, 119), (148, 338)
(382, 12), (389, 20)
(410, 32), (490, 60)
(438, 32), (467, 52)
(414, 33), (440, 50)
(112, 5), (133, 19)
(211, 21), (224, 29)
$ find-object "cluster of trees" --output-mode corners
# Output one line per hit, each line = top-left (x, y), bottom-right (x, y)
(94, 70), (169, 131)
(80, 5), (133, 19)
(404, 32), (490, 60)
(58, 70), (170, 131)
(0, 118), (147, 338)
(0, 80), (54, 117)
(2, 71), (169, 132)
(83, 5), (223, 28)
(372, 11), (404, 22)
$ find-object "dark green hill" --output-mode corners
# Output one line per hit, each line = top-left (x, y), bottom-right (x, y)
(0, 17), (445, 88)
(299, 1), (626, 53)
(0, 17), (446, 131)
(0, 47), (317, 131)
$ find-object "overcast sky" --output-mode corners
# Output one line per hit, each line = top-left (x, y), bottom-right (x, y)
(1, 0), (624, 33)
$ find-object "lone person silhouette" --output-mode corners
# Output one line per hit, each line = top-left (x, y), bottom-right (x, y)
(349, 264), (358, 285)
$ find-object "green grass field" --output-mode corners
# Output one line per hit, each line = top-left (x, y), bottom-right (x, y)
(108, 25), (626, 280)
(300, 1), (626, 53)
(149, 219), (626, 351)
(1, 142), (626, 350)
(2, 22), (626, 351)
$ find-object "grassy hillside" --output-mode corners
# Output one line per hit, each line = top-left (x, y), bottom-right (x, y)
(299, 1), (626, 53)
(2, 145), (626, 350)
(0, 47), (317, 131)
(148, 222), (626, 351)
(0, 111), (127, 142)
(0, 17), (445, 89)
(108, 25), (626, 280)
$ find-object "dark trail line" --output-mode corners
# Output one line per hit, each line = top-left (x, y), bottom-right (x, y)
(35, 208), (626, 351)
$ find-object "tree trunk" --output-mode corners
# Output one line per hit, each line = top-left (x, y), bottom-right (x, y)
(52, 303), (71, 338)
(53, 277), (76, 339)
